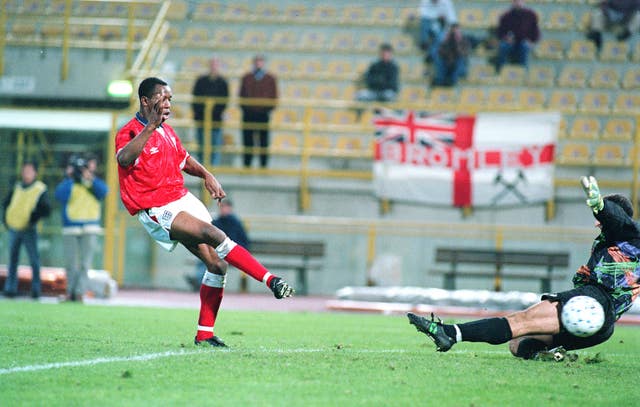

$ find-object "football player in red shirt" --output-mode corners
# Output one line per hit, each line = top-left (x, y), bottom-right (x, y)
(116, 77), (293, 347)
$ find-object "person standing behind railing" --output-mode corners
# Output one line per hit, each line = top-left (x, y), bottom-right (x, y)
(2, 161), (51, 299)
(192, 57), (229, 166)
(55, 155), (108, 302)
(239, 54), (278, 168)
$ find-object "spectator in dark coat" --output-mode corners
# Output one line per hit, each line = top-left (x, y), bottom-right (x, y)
(432, 24), (472, 87)
(495, 0), (540, 72)
(192, 57), (229, 166)
(586, 0), (640, 50)
(356, 43), (400, 102)
(239, 55), (278, 168)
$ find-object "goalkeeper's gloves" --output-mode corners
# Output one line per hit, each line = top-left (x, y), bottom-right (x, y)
(580, 175), (604, 213)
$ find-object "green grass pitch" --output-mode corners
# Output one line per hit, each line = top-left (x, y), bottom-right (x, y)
(1, 301), (638, 406)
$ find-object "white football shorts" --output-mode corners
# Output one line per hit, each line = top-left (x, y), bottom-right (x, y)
(137, 192), (212, 251)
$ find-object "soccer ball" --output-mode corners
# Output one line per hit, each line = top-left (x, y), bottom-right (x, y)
(560, 295), (605, 337)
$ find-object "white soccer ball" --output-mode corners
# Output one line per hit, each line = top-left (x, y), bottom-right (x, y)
(561, 295), (605, 337)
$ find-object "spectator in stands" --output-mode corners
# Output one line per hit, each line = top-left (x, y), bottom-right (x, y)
(586, 0), (640, 51)
(2, 161), (50, 299)
(418, 0), (458, 62)
(192, 57), (229, 166)
(55, 155), (108, 302)
(239, 55), (278, 168)
(495, 0), (540, 72)
(356, 43), (400, 103)
(432, 24), (472, 87)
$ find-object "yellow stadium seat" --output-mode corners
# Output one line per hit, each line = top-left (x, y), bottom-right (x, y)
(548, 91), (578, 113)
(518, 90), (546, 110)
(314, 85), (340, 100)
(282, 84), (311, 99)
(486, 9), (503, 27)
(335, 136), (365, 155)
(428, 88), (458, 110)
(497, 66), (526, 86)
(223, 4), (249, 21)
(220, 57), (241, 76)
(240, 30), (266, 49)
(272, 109), (300, 126)
(544, 10), (574, 30)
(594, 144), (625, 166)
(329, 33), (355, 52)
(371, 7), (395, 26)
(459, 88), (487, 109)
(308, 110), (330, 126)
(134, 3), (156, 19)
(558, 142), (591, 165)
(589, 67), (619, 89)
(9, 23), (36, 38)
(488, 89), (516, 108)
(40, 24), (64, 39)
(622, 68), (640, 89)
(341, 6), (366, 24)
(458, 8), (486, 29)
(602, 118), (634, 141)
(535, 39), (564, 60)
(299, 32), (327, 51)
(331, 110), (359, 126)
(326, 60), (353, 79)
(182, 56), (208, 73)
(600, 41), (629, 62)
(558, 66), (588, 88)
(340, 85), (357, 100)
(211, 29), (236, 47)
(166, 0), (188, 20)
(568, 117), (600, 139)
(271, 31), (297, 50)
(467, 64), (496, 85)
(46, 0), (69, 16)
(527, 65), (555, 87)
(567, 40), (596, 61)
(75, 1), (102, 17)
(613, 93), (640, 114)
(97, 25), (124, 41)
(102, 2), (128, 17)
(580, 92), (610, 114)
(632, 41), (640, 62)
(164, 26), (180, 43)
(193, 3), (221, 21)
(312, 5), (338, 22)
(390, 35), (414, 55)
(70, 25), (94, 40)
(272, 59), (294, 77)
(255, 4), (278, 21)
(298, 60), (323, 77)
(399, 86), (427, 103)
(272, 133), (300, 152)
(360, 34), (384, 53)
(183, 28), (208, 45)
(131, 26), (149, 42)
(306, 135), (332, 153)
(283, 5), (307, 21)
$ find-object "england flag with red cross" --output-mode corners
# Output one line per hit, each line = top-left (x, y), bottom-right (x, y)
(373, 110), (561, 207)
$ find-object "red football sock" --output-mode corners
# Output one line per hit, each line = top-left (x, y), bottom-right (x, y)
(196, 272), (225, 341)
(215, 238), (275, 287)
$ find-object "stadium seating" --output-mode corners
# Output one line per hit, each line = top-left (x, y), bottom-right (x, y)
(594, 144), (625, 166)
(558, 142), (591, 165)
(544, 10), (574, 31)
(535, 39), (564, 60)
(613, 93), (640, 114)
(589, 67), (619, 89)
(600, 41), (629, 62)
(548, 91), (578, 113)
(527, 66), (555, 87)
(518, 90), (547, 110)
(487, 89), (517, 109)
(497, 66), (526, 86)
(428, 88), (458, 111)
(580, 91), (611, 114)
(459, 88), (487, 109)
(567, 40), (597, 61)
(622, 68), (640, 89)
(458, 8), (486, 29)
(558, 66), (588, 88)
(568, 117), (600, 140)
(602, 118), (634, 141)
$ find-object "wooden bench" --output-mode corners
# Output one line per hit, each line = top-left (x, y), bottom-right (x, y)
(250, 240), (325, 296)
(432, 248), (570, 293)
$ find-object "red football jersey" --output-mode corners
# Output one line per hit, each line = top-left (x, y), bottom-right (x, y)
(116, 115), (189, 215)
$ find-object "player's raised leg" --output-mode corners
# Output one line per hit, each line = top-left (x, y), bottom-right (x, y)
(408, 300), (560, 352)
(170, 211), (294, 298)
(185, 243), (228, 347)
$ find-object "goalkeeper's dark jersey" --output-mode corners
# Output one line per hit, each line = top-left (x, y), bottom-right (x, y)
(573, 200), (640, 319)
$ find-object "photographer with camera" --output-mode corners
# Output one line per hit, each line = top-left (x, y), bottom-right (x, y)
(54, 154), (108, 302)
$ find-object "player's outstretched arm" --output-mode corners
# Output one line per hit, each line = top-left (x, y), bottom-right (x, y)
(183, 156), (226, 201)
(117, 99), (165, 167)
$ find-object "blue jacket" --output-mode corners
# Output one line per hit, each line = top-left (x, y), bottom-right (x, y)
(54, 177), (108, 228)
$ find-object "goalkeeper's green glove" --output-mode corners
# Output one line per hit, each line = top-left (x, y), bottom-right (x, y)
(580, 175), (604, 213)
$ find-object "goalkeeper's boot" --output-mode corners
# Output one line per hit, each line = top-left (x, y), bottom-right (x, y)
(194, 336), (228, 347)
(269, 277), (294, 299)
(407, 312), (455, 352)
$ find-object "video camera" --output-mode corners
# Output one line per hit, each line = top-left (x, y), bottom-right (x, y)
(69, 155), (88, 183)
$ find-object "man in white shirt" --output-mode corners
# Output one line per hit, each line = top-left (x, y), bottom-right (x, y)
(419, 0), (458, 61)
